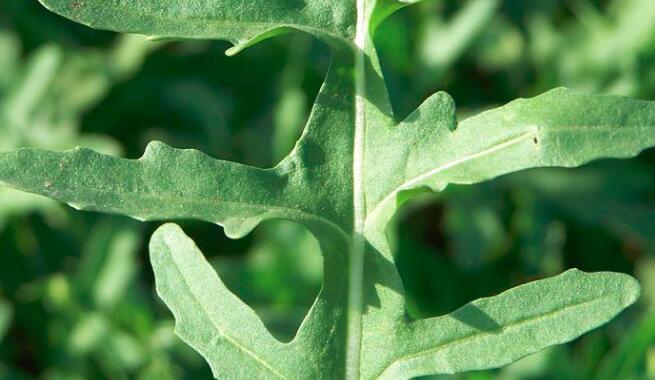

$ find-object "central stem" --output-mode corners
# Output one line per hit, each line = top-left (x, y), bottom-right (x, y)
(346, 0), (369, 378)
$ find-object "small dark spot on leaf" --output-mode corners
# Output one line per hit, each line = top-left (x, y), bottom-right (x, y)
(533, 136), (539, 145)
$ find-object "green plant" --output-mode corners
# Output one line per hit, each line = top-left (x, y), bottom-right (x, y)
(1, 1), (655, 379)
(0, 299), (10, 343)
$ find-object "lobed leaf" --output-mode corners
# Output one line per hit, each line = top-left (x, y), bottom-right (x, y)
(0, 141), (345, 239)
(376, 269), (640, 379)
(150, 224), (293, 379)
(150, 224), (641, 380)
(365, 88), (655, 227)
(3, 1), (655, 379)
(37, 0), (355, 54)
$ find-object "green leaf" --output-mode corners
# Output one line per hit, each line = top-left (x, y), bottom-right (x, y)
(364, 88), (655, 228)
(151, 225), (639, 379)
(4, 1), (655, 379)
(375, 269), (640, 379)
(37, 0), (356, 55)
(150, 224), (304, 379)
(0, 141), (347, 239)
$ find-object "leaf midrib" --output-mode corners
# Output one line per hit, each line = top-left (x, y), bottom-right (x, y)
(346, 0), (369, 378)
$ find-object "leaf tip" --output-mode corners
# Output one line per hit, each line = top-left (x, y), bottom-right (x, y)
(152, 222), (182, 238)
(149, 223), (184, 252)
(225, 45), (242, 57)
(222, 218), (260, 239)
(616, 272), (641, 307)
(568, 268), (641, 308)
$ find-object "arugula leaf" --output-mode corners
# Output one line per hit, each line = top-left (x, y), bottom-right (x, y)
(3, 0), (654, 378)
(375, 268), (639, 379)
(38, 0), (355, 55)
(364, 87), (655, 228)
(151, 224), (640, 379)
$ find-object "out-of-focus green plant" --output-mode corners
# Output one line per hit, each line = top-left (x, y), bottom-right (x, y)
(510, 163), (655, 250)
(529, 0), (655, 96)
(0, 299), (14, 379)
(30, 218), (204, 380)
(0, 300), (10, 342)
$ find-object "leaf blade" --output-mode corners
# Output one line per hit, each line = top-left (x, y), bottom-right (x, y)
(37, 0), (355, 52)
(0, 141), (344, 238)
(366, 88), (655, 227)
(149, 223), (290, 379)
(377, 269), (640, 379)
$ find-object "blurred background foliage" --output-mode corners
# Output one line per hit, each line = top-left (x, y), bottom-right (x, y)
(0, 0), (654, 379)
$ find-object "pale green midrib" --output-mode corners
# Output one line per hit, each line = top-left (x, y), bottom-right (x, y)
(366, 124), (655, 226)
(19, 178), (350, 241)
(375, 295), (615, 378)
(161, 238), (289, 380)
(346, 0), (368, 378)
